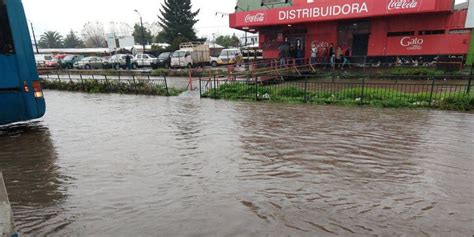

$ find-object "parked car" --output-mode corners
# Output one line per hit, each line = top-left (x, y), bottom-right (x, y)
(157, 52), (172, 68)
(60, 55), (84, 69)
(210, 56), (219, 67)
(44, 58), (60, 68)
(108, 54), (138, 70)
(216, 48), (242, 66)
(135, 54), (159, 68)
(170, 50), (191, 68)
(34, 54), (53, 67)
(73, 56), (105, 69)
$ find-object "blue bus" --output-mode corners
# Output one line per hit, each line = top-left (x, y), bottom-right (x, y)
(0, 0), (45, 126)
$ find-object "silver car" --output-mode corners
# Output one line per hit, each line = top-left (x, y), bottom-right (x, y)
(73, 56), (104, 70)
(108, 54), (138, 70)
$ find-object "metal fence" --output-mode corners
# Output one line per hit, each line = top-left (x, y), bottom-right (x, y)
(41, 72), (170, 95)
(199, 72), (473, 109)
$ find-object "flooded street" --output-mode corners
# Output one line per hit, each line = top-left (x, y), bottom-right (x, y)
(1, 90), (473, 236)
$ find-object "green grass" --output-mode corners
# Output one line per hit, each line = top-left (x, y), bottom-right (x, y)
(42, 79), (184, 96)
(203, 83), (473, 111)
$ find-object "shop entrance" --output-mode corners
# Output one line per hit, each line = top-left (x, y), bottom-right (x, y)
(287, 35), (305, 60)
(337, 21), (370, 63)
(352, 34), (369, 57)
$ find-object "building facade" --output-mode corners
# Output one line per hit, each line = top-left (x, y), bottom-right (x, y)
(230, 0), (474, 63)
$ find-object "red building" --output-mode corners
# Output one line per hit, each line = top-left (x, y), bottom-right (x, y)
(229, 0), (472, 62)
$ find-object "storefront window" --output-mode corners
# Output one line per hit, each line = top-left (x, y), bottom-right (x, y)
(0, 0), (15, 55)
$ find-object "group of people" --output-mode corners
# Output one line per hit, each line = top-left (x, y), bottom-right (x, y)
(277, 38), (305, 66)
(311, 43), (352, 69)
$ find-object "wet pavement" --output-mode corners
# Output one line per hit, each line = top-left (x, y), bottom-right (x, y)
(0, 90), (473, 236)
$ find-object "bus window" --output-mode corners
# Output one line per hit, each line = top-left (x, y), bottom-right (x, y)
(0, 0), (15, 55)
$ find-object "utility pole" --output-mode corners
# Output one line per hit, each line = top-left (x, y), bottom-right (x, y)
(134, 10), (146, 53)
(30, 22), (39, 54)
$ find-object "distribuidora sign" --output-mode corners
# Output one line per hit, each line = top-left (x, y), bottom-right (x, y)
(466, 0), (474, 28)
(230, 0), (436, 28)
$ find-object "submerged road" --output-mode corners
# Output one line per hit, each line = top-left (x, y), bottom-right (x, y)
(0, 90), (473, 236)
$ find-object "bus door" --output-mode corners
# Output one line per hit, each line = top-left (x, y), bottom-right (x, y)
(0, 0), (23, 125)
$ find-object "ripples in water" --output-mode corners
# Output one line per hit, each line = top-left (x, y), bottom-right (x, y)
(0, 90), (473, 236)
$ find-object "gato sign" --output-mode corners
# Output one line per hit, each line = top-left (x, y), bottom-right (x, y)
(400, 37), (424, 50)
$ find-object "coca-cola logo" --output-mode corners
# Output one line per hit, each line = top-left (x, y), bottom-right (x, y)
(387, 0), (420, 11)
(245, 13), (265, 23)
(400, 37), (424, 50)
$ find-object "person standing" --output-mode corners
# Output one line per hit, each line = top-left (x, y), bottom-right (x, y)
(329, 43), (335, 69)
(278, 39), (289, 67)
(342, 47), (351, 69)
(311, 42), (318, 66)
(125, 54), (132, 70)
(336, 46), (343, 68)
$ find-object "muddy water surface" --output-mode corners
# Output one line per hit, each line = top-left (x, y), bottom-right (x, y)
(0, 90), (473, 236)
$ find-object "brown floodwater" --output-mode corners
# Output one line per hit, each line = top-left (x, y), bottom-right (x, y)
(0, 90), (473, 236)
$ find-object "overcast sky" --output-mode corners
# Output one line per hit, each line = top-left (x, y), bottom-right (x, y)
(23, 0), (468, 40)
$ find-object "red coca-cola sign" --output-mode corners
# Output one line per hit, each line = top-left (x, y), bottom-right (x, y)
(387, 0), (420, 11)
(245, 13), (265, 23)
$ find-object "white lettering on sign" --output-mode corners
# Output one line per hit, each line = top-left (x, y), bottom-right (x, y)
(278, 3), (369, 21)
(245, 13), (265, 23)
(400, 37), (424, 50)
(387, 0), (419, 11)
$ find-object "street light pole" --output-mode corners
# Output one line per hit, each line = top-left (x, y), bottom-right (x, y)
(30, 22), (39, 54)
(134, 10), (146, 53)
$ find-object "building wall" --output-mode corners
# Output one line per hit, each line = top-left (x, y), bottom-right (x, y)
(258, 9), (471, 59)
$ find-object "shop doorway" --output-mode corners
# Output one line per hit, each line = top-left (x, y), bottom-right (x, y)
(352, 34), (369, 57)
(287, 36), (305, 60)
(337, 21), (370, 63)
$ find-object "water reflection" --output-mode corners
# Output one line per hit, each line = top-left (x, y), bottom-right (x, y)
(0, 123), (71, 235)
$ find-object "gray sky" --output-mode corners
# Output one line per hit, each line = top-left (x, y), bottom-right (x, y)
(23, 0), (468, 40)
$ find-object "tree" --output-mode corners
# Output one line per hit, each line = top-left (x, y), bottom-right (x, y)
(158, 0), (200, 49)
(82, 22), (107, 48)
(215, 34), (241, 48)
(38, 31), (63, 48)
(132, 24), (153, 45)
(63, 30), (84, 48)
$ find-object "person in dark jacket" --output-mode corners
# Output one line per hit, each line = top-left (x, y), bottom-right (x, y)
(342, 48), (351, 69)
(125, 55), (132, 70)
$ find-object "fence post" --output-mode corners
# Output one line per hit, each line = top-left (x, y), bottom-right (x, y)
(360, 78), (366, 105)
(80, 74), (84, 91)
(199, 76), (202, 98)
(132, 75), (137, 94)
(164, 75), (169, 96)
(429, 78), (436, 107)
(467, 65), (473, 95)
(213, 75), (217, 99)
(255, 75), (258, 101)
(304, 76), (308, 103)
(363, 56), (367, 72)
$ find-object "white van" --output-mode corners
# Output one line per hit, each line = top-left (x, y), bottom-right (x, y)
(34, 54), (53, 67)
